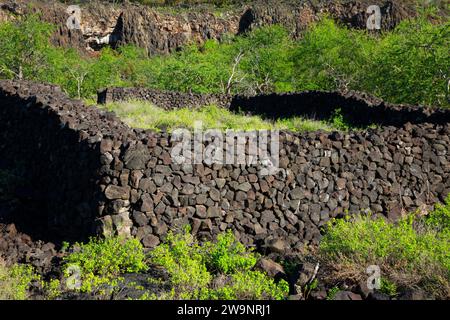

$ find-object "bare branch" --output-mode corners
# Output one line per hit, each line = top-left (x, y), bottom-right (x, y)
(225, 50), (244, 95)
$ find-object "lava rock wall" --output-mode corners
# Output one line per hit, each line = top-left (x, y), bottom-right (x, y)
(1, 80), (449, 251)
(98, 87), (450, 127)
(97, 87), (232, 110)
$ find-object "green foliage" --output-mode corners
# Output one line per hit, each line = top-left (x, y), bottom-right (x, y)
(361, 15), (449, 107)
(0, 263), (40, 300)
(330, 108), (351, 131)
(303, 278), (319, 299)
(319, 205), (450, 298)
(42, 279), (62, 300)
(0, 14), (55, 80)
(380, 278), (398, 297)
(150, 231), (212, 297)
(208, 271), (289, 300)
(321, 213), (450, 272)
(326, 286), (340, 300)
(426, 194), (450, 233)
(0, 11), (448, 107)
(149, 229), (289, 300)
(293, 17), (367, 92)
(205, 230), (258, 274)
(63, 237), (147, 293)
(293, 16), (449, 107)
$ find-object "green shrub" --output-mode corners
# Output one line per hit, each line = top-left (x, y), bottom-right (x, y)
(330, 108), (351, 131)
(426, 194), (450, 233)
(380, 278), (398, 297)
(42, 279), (62, 300)
(205, 230), (258, 274)
(149, 229), (289, 300)
(63, 236), (147, 293)
(0, 262), (39, 300)
(0, 14), (55, 81)
(150, 231), (212, 298)
(293, 16), (449, 108)
(207, 270), (289, 300)
(326, 286), (340, 300)
(362, 15), (449, 107)
(319, 200), (450, 299)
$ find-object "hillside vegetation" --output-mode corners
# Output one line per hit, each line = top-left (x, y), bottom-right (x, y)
(0, 9), (448, 107)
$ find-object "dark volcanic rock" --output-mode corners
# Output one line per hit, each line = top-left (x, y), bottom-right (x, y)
(1, 79), (450, 251)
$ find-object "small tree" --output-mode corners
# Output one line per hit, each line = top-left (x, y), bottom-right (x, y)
(0, 15), (54, 80)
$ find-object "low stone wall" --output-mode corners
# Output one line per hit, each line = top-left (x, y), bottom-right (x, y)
(97, 87), (232, 110)
(98, 87), (450, 127)
(2, 81), (450, 251)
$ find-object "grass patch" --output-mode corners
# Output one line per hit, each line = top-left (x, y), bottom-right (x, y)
(100, 100), (338, 132)
(319, 195), (450, 299)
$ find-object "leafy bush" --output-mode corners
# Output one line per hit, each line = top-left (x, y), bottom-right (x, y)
(150, 231), (212, 297)
(292, 17), (368, 92)
(426, 194), (450, 233)
(380, 278), (398, 297)
(293, 16), (449, 107)
(0, 262), (39, 300)
(326, 286), (340, 300)
(205, 231), (258, 274)
(63, 237), (147, 293)
(42, 279), (62, 300)
(149, 229), (289, 300)
(330, 108), (351, 131)
(0, 259), (64, 300)
(0, 15), (55, 81)
(319, 195), (450, 299)
(207, 270), (289, 300)
(21, 231), (287, 300)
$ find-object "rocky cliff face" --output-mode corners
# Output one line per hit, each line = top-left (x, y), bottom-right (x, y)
(243, 0), (417, 36)
(0, 0), (421, 55)
(112, 6), (241, 55)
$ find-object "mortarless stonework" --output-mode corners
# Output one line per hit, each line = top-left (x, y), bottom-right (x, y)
(98, 87), (450, 127)
(1, 80), (449, 251)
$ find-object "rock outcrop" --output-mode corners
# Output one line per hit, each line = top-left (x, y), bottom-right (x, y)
(0, 0), (423, 55)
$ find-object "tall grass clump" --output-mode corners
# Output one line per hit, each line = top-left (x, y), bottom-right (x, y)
(100, 101), (336, 132)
